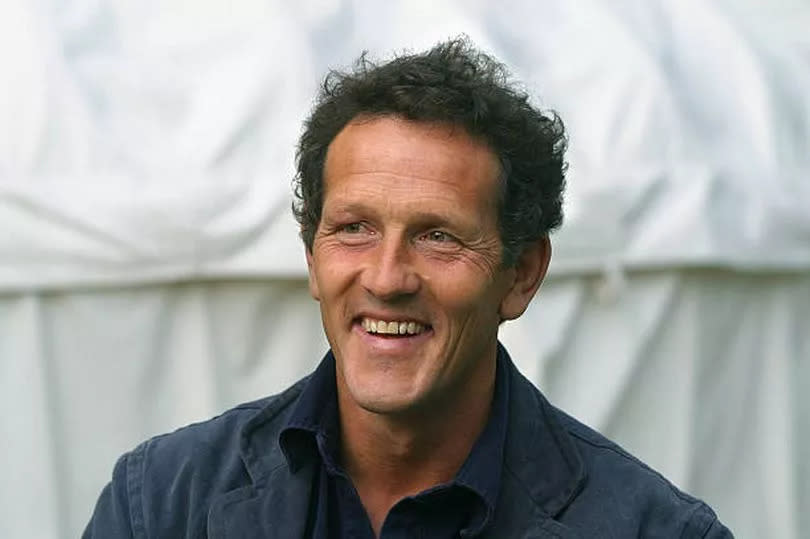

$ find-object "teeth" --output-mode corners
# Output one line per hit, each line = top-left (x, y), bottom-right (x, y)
(361, 318), (426, 335)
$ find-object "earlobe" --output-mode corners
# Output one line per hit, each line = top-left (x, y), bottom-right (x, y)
(305, 248), (321, 301)
(499, 236), (551, 320)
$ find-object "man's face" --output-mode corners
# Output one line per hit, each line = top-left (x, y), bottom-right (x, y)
(306, 116), (532, 417)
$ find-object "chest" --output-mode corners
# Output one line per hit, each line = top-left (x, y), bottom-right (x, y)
(308, 464), (485, 539)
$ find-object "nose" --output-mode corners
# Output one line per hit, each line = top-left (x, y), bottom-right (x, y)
(360, 234), (421, 300)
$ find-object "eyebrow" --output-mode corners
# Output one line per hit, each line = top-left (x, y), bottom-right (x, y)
(324, 201), (476, 230)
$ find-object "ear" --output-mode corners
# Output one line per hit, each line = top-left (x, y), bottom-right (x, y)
(499, 236), (551, 321)
(305, 248), (321, 301)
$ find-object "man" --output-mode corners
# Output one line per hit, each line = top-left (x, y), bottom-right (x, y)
(85, 38), (732, 538)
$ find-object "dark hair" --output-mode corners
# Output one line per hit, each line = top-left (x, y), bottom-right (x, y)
(293, 36), (567, 266)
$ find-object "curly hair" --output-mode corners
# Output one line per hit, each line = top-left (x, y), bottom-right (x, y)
(293, 36), (567, 266)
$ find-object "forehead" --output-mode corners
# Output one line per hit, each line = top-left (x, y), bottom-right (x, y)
(322, 116), (502, 218)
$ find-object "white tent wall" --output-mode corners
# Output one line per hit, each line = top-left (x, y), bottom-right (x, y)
(2, 1), (809, 538)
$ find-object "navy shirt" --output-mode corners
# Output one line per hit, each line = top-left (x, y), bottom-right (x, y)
(279, 352), (510, 538)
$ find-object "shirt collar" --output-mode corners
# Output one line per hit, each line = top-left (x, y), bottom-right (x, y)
(278, 351), (342, 474)
(278, 346), (511, 532)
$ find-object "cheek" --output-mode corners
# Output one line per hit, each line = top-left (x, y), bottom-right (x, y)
(311, 248), (360, 298)
(431, 268), (500, 316)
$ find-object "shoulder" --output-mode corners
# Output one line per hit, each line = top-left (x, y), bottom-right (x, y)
(552, 407), (730, 537)
(137, 395), (271, 465)
(135, 378), (304, 479)
(84, 378), (308, 538)
(502, 360), (731, 537)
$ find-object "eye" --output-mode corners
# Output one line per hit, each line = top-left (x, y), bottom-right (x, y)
(340, 222), (364, 234)
(333, 221), (375, 245)
(421, 230), (457, 243)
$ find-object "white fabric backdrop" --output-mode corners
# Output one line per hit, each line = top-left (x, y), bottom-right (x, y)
(1, 1), (809, 537)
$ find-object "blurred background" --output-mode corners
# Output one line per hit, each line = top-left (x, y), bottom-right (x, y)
(2, 0), (809, 537)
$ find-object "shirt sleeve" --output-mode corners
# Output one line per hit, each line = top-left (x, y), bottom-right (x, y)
(82, 453), (137, 539)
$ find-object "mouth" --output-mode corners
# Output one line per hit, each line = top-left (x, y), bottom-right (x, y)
(356, 317), (431, 337)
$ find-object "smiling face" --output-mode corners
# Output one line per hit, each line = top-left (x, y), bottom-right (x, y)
(306, 116), (545, 419)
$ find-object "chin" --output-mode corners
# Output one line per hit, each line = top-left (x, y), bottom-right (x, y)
(355, 396), (413, 415)
(341, 366), (429, 416)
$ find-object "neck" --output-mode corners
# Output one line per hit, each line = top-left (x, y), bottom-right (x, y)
(337, 355), (497, 535)
(341, 389), (494, 487)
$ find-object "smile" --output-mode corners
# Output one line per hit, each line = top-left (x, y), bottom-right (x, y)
(360, 318), (428, 335)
